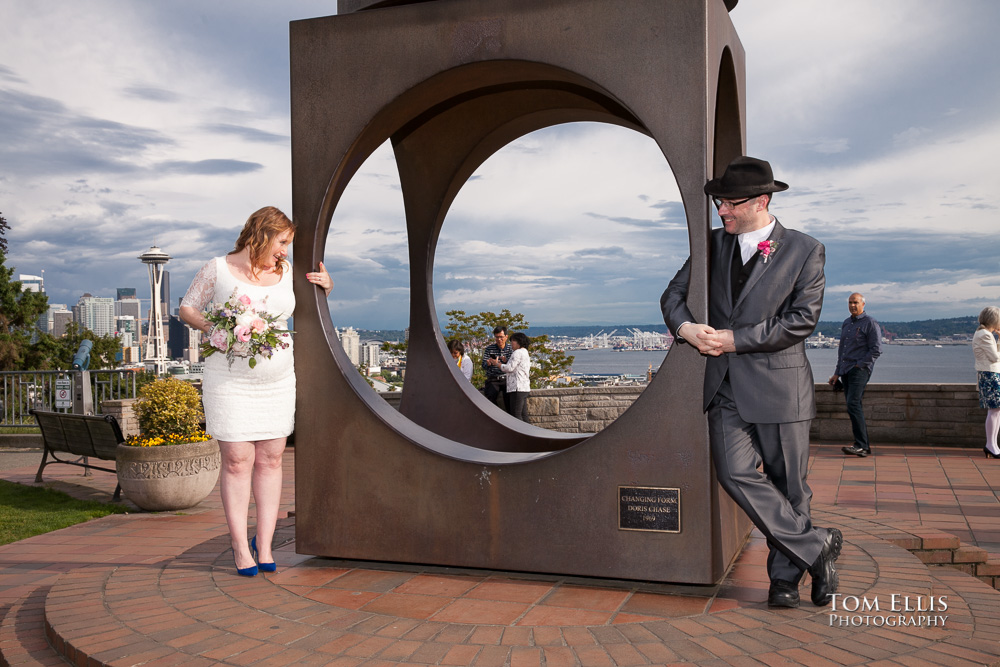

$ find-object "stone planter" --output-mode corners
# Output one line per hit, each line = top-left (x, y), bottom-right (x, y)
(116, 438), (221, 511)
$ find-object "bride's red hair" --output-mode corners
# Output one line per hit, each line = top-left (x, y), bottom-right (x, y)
(230, 206), (296, 279)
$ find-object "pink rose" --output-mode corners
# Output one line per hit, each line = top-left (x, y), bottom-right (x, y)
(238, 294), (252, 306)
(234, 325), (252, 342)
(209, 327), (228, 351)
(251, 318), (267, 334)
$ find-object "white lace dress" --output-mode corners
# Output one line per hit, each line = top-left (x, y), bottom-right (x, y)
(181, 257), (296, 442)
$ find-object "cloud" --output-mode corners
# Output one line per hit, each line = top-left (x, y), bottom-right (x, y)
(202, 123), (288, 144)
(571, 246), (630, 259)
(0, 64), (25, 84)
(0, 88), (173, 176)
(893, 127), (930, 147)
(157, 159), (263, 175)
(121, 85), (180, 103)
(805, 138), (851, 155)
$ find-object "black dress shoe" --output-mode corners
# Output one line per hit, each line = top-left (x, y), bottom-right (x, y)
(809, 528), (843, 606)
(842, 445), (869, 457)
(767, 579), (800, 608)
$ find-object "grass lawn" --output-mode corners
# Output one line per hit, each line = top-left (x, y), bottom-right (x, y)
(0, 480), (130, 546)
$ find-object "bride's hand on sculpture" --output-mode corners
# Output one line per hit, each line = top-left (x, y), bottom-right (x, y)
(306, 262), (333, 295)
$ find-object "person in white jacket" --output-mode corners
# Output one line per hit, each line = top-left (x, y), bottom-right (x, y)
(973, 306), (1000, 458)
(487, 332), (531, 421)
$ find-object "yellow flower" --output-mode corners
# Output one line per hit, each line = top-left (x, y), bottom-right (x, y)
(124, 430), (211, 447)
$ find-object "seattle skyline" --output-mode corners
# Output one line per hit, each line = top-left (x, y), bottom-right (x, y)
(2, 1), (999, 330)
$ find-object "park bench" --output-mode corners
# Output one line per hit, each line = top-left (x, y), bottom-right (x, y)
(30, 409), (122, 501)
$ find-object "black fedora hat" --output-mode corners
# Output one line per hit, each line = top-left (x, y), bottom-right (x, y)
(704, 156), (788, 198)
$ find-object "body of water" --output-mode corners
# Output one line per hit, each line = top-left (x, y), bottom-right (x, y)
(568, 344), (976, 384)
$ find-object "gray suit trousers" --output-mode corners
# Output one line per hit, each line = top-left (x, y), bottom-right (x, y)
(708, 379), (826, 582)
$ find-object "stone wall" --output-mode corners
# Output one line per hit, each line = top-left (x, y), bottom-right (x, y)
(813, 383), (986, 447)
(380, 384), (988, 447)
(526, 386), (641, 433)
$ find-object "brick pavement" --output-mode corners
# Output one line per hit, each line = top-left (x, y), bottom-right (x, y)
(1, 445), (999, 666)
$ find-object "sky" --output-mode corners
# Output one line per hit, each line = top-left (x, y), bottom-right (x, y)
(2, 0), (999, 331)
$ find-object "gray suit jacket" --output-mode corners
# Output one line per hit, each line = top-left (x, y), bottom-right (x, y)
(661, 219), (825, 424)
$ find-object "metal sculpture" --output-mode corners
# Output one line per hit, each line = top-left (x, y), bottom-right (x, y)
(291, 0), (749, 584)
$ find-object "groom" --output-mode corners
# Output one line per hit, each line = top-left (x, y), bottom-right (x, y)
(660, 156), (841, 608)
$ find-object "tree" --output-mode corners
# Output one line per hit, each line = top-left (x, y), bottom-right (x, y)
(50, 322), (123, 370)
(0, 212), (8, 256)
(444, 309), (577, 389)
(0, 215), (50, 370)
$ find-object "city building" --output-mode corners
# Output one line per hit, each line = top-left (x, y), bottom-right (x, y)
(75, 294), (115, 336)
(51, 309), (73, 337)
(115, 289), (142, 351)
(161, 271), (171, 317)
(20, 273), (46, 333)
(361, 341), (382, 368)
(340, 327), (360, 366)
(19, 273), (44, 293)
(168, 315), (201, 364)
(116, 315), (141, 364)
(44, 304), (69, 335)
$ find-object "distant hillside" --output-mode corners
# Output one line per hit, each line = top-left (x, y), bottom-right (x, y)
(528, 316), (979, 340)
(813, 316), (977, 339)
(524, 324), (669, 338)
(355, 316), (980, 342)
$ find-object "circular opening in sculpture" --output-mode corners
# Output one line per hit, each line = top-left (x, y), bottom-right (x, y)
(307, 59), (706, 454)
(323, 140), (409, 396)
(434, 122), (689, 429)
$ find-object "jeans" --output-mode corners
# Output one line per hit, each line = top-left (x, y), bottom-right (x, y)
(843, 367), (871, 452)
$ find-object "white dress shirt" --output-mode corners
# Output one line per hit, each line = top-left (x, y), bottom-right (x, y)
(737, 217), (776, 264)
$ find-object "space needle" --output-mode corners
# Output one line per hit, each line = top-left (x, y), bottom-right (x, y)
(138, 245), (171, 376)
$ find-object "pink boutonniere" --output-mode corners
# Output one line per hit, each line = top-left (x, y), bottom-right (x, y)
(758, 240), (777, 263)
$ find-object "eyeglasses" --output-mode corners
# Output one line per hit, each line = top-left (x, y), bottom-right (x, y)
(712, 196), (756, 210)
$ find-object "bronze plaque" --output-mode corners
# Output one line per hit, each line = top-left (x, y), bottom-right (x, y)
(619, 486), (681, 533)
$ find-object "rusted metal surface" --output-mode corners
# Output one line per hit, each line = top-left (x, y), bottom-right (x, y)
(292, 0), (750, 584)
(338, 0), (740, 15)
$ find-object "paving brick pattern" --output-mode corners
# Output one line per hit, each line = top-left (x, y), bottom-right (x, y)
(2, 446), (1000, 666)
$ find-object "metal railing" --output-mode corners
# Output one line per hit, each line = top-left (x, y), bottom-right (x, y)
(0, 370), (139, 427)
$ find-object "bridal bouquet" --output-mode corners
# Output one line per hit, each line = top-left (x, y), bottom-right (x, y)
(200, 289), (292, 368)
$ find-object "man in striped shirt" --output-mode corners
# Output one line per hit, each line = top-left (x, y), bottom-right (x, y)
(482, 325), (513, 409)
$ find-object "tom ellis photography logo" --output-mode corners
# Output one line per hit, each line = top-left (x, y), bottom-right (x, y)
(830, 594), (948, 627)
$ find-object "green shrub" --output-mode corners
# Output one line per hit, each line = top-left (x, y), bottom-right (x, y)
(132, 377), (204, 440)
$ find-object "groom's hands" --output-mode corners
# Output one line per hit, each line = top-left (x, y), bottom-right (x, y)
(677, 323), (736, 356)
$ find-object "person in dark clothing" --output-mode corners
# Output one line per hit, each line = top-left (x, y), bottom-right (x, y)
(828, 293), (882, 457)
(481, 325), (513, 409)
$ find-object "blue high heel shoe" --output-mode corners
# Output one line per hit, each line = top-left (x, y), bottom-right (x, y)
(250, 536), (277, 573)
(236, 561), (258, 577)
